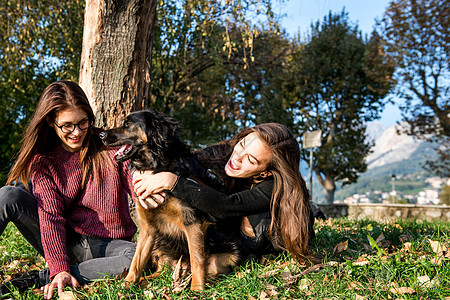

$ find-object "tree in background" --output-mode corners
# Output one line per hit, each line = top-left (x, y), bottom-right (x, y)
(377, 0), (449, 177)
(285, 11), (395, 204)
(79, 0), (158, 128)
(149, 0), (280, 147)
(81, 0), (277, 130)
(231, 29), (294, 130)
(0, 0), (84, 183)
(440, 183), (450, 205)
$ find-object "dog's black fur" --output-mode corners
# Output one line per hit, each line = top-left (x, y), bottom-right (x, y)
(100, 109), (239, 289)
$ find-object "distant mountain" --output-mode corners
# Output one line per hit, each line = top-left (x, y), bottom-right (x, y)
(366, 121), (387, 143)
(365, 122), (423, 170)
(309, 123), (438, 202)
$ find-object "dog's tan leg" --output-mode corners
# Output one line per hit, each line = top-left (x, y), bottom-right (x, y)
(184, 223), (206, 291)
(125, 207), (155, 283)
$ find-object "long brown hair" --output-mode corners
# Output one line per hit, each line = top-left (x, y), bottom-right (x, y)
(197, 123), (312, 262)
(7, 81), (111, 189)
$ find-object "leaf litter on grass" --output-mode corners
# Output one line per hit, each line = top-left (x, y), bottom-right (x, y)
(0, 219), (448, 299)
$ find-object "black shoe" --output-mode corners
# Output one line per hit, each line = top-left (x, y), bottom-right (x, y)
(0, 270), (41, 297)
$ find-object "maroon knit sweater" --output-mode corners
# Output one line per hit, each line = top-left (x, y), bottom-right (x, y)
(29, 144), (137, 278)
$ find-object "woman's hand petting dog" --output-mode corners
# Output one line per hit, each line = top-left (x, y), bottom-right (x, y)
(133, 171), (178, 209)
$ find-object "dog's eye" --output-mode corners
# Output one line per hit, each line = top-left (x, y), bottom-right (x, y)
(123, 121), (130, 128)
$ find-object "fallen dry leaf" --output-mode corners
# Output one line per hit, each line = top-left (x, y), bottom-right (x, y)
(58, 291), (77, 300)
(418, 275), (440, 289)
(355, 294), (368, 300)
(428, 239), (447, 253)
(431, 255), (444, 265)
(172, 273), (191, 294)
(375, 233), (385, 246)
(353, 260), (370, 266)
(260, 262), (287, 278)
(333, 240), (348, 255)
(299, 278), (311, 291)
(403, 242), (412, 251)
(362, 243), (372, 252)
(264, 284), (279, 297)
(236, 269), (250, 279)
(280, 267), (296, 285)
(347, 281), (364, 290)
(260, 268), (280, 278)
(399, 234), (409, 242)
(143, 290), (155, 299)
(248, 293), (257, 300)
(259, 291), (270, 299)
(389, 282), (415, 295)
(354, 256), (370, 266)
(172, 256), (183, 282)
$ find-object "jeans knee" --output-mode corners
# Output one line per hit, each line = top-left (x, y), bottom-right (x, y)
(0, 186), (35, 214)
(122, 246), (136, 263)
(0, 186), (23, 207)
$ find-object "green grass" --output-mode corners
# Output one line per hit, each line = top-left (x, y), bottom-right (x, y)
(1, 218), (449, 299)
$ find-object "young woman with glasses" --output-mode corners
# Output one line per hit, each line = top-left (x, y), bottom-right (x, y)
(0, 81), (137, 299)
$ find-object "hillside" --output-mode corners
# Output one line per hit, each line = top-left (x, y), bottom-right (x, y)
(308, 123), (439, 203)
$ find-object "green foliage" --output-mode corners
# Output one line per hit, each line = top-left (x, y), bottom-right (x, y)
(149, 0), (287, 147)
(378, 0), (449, 138)
(377, 0), (450, 176)
(0, 0), (84, 184)
(285, 10), (395, 203)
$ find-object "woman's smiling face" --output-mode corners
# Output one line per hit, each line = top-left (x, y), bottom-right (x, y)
(52, 107), (89, 152)
(224, 132), (273, 178)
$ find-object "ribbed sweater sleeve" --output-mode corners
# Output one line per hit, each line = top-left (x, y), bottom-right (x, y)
(31, 156), (71, 276)
(171, 176), (273, 219)
(30, 146), (136, 279)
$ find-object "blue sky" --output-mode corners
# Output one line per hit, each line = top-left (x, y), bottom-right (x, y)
(275, 0), (402, 127)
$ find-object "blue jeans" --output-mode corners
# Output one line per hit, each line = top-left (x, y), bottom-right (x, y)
(0, 185), (136, 285)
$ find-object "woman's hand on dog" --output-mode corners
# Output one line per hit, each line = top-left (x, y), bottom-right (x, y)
(133, 171), (178, 209)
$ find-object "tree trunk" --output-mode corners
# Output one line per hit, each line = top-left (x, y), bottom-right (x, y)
(79, 0), (157, 128)
(316, 171), (336, 204)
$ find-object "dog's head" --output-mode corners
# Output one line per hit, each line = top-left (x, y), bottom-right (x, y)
(100, 109), (188, 171)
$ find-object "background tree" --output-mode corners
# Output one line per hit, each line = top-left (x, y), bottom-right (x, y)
(79, 0), (158, 128)
(0, 0), (84, 184)
(440, 183), (450, 206)
(81, 0), (278, 130)
(377, 0), (449, 176)
(148, 0), (281, 147)
(230, 29), (294, 130)
(285, 11), (395, 204)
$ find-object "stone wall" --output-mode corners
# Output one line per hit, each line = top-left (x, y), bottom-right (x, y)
(317, 203), (450, 222)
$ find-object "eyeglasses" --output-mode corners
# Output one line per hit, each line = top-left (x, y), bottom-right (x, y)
(54, 118), (93, 133)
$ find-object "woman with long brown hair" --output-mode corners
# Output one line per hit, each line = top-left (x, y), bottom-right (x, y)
(134, 123), (315, 262)
(0, 81), (137, 299)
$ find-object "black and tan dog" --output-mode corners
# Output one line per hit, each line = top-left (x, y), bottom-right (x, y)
(100, 109), (239, 290)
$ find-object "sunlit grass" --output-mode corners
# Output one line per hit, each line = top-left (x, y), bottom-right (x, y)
(0, 218), (448, 299)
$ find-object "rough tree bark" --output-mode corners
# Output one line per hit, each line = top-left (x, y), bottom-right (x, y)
(79, 0), (157, 128)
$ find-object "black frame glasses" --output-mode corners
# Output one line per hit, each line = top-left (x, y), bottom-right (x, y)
(54, 118), (93, 133)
